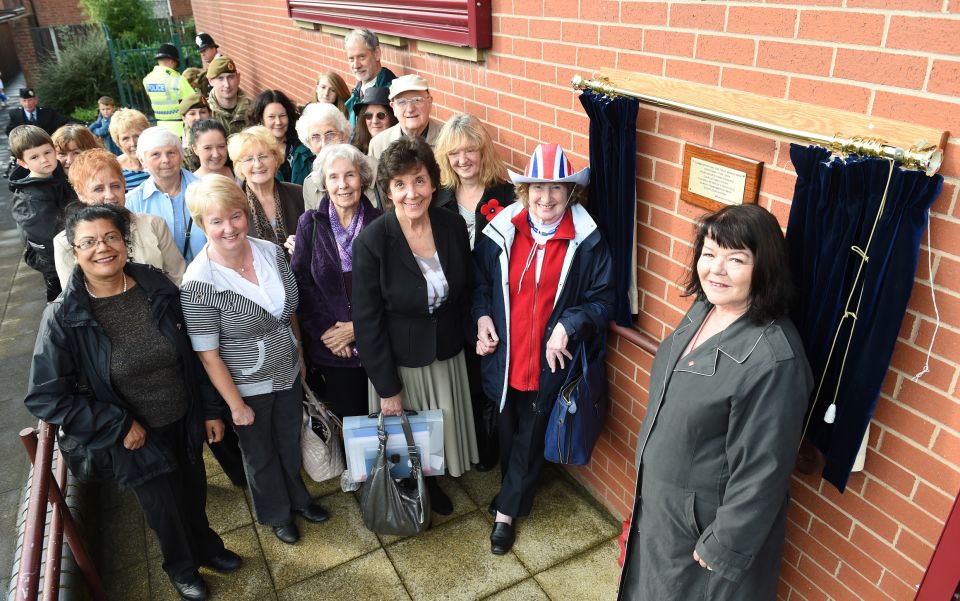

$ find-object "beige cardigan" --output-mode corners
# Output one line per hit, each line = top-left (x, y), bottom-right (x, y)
(53, 212), (187, 288)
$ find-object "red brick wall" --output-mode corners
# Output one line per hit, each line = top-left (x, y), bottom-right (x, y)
(192, 1), (960, 599)
(32, 0), (88, 27)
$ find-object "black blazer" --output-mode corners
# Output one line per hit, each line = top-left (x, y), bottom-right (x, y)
(241, 180), (305, 244)
(5, 106), (75, 136)
(435, 182), (515, 247)
(352, 207), (472, 398)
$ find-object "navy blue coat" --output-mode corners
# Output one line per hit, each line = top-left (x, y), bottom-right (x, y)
(472, 202), (614, 413)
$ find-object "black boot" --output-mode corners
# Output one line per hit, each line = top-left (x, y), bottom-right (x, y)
(426, 477), (453, 515)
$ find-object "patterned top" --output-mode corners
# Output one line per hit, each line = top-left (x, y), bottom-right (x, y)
(413, 251), (449, 314)
(180, 237), (300, 397)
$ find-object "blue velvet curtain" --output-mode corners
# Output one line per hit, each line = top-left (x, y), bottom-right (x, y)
(578, 90), (639, 327)
(786, 144), (943, 492)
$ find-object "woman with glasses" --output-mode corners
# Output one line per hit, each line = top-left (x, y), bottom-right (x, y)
(227, 126), (305, 256)
(251, 90), (313, 186)
(350, 87), (397, 155)
(26, 202), (242, 601)
(297, 103), (376, 211)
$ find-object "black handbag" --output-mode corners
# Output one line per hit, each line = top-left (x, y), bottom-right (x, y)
(358, 412), (432, 536)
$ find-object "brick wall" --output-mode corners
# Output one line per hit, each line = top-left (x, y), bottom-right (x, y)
(32, 0), (88, 27)
(192, 1), (960, 599)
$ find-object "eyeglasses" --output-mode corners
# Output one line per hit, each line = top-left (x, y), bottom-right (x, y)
(237, 153), (275, 166)
(74, 233), (123, 251)
(393, 96), (427, 108)
(309, 131), (342, 144)
(364, 111), (388, 121)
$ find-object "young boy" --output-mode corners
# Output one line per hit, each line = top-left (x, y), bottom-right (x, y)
(8, 125), (78, 301)
(89, 96), (121, 155)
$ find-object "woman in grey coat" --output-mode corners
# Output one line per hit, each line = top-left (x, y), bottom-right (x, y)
(618, 204), (813, 600)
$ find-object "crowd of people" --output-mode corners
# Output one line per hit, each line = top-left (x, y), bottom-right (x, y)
(6, 25), (812, 601)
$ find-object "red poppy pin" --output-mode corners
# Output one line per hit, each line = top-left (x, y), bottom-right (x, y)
(481, 199), (504, 222)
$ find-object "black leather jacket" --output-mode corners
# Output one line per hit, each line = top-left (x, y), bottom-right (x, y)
(24, 262), (222, 487)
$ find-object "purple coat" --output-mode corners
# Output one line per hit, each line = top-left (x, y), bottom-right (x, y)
(291, 194), (382, 368)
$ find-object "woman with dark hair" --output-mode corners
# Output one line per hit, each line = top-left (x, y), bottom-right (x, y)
(251, 89), (312, 185)
(473, 143), (614, 555)
(352, 136), (478, 515)
(618, 204), (813, 601)
(191, 120), (233, 179)
(315, 71), (351, 117)
(25, 202), (241, 601)
(351, 86), (396, 155)
(291, 144), (382, 418)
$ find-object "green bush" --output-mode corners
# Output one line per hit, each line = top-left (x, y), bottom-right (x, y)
(35, 31), (120, 116)
(79, 0), (154, 44)
(71, 106), (100, 123)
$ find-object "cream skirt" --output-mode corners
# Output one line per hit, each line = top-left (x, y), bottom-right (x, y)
(368, 351), (479, 477)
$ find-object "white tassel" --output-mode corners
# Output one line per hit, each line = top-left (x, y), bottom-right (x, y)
(823, 404), (836, 424)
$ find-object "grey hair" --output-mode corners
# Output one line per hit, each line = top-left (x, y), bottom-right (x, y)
(313, 143), (374, 190)
(345, 28), (379, 51)
(295, 102), (352, 145)
(135, 126), (183, 162)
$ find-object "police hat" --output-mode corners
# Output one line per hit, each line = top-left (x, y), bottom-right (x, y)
(19, 88), (36, 99)
(195, 32), (218, 51)
(155, 43), (179, 61)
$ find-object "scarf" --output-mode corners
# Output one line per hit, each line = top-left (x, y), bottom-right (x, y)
(245, 184), (287, 245)
(328, 199), (364, 273)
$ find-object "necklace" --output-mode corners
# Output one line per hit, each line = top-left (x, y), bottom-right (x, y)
(85, 273), (127, 298)
(528, 215), (561, 237)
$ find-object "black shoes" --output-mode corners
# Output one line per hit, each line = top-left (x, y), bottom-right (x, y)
(273, 522), (300, 544)
(172, 573), (209, 601)
(201, 548), (242, 573)
(490, 521), (516, 555)
(294, 503), (330, 523)
(426, 477), (454, 516)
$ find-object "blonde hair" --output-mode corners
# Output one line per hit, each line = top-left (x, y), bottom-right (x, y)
(316, 71), (351, 115)
(185, 174), (250, 232)
(227, 125), (284, 182)
(108, 108), (150, 147)
(434, 114), (509, 190)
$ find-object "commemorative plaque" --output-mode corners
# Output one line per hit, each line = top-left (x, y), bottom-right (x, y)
(680, 144), (762, 212)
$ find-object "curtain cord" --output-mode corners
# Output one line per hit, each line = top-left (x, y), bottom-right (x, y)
(911, 216), (940, 382)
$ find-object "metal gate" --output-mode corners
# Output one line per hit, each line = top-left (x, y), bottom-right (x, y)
(102, 19), (200, 120)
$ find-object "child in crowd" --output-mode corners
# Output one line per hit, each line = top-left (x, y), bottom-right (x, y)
(52, 124), (103, 176)
(89, 96), (121, 155)
(8, 125), (78, 301)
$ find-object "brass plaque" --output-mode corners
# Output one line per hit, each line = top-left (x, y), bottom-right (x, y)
(681, 144), (762, 212)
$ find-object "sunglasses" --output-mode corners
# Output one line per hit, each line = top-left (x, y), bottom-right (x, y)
(364, 111), (388, 121)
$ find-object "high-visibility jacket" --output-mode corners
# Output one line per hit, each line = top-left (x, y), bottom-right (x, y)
(143, 64), (195, 137)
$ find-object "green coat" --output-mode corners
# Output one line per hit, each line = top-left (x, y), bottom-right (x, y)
(277, 142), (313, 187)
(619, 300), (812, 601)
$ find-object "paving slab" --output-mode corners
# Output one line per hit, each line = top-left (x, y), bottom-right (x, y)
(385, 512), (530, 601)
(278, 549), (411, 601)
(535, 537), (621, 600)
(482, 577), (551, 600)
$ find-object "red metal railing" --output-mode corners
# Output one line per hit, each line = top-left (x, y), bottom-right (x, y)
(16, 422), (106, 601)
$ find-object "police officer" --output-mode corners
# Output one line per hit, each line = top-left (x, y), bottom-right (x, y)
(194, 33), (222, 97)
(143, 43), (196, 138)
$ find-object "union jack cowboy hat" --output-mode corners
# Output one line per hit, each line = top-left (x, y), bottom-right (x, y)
(508, 143), (590, 186)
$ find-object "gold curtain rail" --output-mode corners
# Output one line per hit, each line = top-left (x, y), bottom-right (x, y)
(572, 75), (943, 177)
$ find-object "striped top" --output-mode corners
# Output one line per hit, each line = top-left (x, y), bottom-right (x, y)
(123, 168), (150, 192)
(180, 237), (301, 397)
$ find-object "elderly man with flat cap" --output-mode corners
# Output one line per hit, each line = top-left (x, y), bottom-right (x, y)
(367, 74), (440, 160)
(143, 43), (196, 138)
(206, 57), (250, 136)
(343, 28), (396, 128)
(5, 88), (73, 136)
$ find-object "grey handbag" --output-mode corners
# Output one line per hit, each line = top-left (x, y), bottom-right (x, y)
(358, 412), (432, 536)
